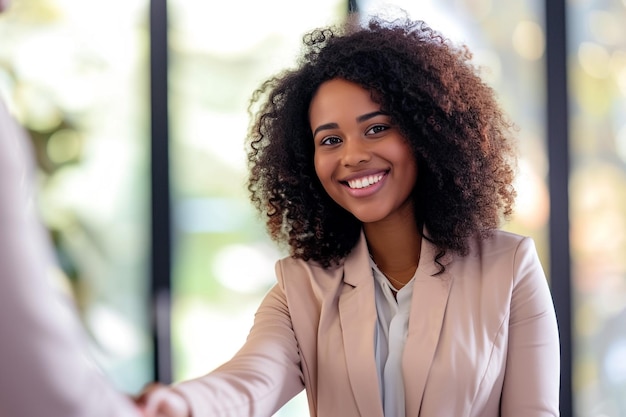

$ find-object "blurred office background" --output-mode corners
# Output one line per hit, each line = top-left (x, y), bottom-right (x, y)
(0, 0), (624, 415)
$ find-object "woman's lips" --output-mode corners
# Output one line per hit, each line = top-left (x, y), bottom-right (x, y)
(346, 172), (385, 189)
(341, 170), (388, 197)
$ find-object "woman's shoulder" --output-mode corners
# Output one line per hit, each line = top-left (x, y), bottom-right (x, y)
(462, 229), (544, 281)
(274, 231), (370, 291)
(275, 253), (341, 274)
(472, 229), (536, 254)
(274, 253), (344, 289)
(456, 229), (541, 274)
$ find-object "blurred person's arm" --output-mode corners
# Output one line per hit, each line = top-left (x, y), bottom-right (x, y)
(0, 99), (143, 417)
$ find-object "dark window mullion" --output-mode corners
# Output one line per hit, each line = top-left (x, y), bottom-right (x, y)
(545, 0), (573, 414)
(149, 0), (172, 384)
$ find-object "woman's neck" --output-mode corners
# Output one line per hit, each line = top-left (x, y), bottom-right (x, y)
(364, 214), (422, 288)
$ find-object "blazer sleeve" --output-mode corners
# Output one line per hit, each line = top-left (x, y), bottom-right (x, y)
(0, 100), (141, 417)
(501, 237), (560, 416)
(173, 278), (305, 416)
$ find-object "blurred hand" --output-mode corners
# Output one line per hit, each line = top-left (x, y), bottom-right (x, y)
(135, 382), (190, 417)
(0, 0), (10, 13)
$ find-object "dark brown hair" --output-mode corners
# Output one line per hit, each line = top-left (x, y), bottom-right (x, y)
(246, 14), (517, 268)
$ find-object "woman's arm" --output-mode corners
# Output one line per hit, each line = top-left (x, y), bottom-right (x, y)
(139, 283), (305, 417)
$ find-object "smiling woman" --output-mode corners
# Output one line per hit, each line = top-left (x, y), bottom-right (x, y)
(136, 12), (560, 417)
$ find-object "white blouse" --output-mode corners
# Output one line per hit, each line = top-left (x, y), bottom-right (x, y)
(370, 259), (417, 417)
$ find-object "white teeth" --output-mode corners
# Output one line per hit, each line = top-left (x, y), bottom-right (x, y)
(347, 174), (384, 189)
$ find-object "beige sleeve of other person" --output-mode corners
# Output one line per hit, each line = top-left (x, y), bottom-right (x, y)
(0, 100), (144, 417)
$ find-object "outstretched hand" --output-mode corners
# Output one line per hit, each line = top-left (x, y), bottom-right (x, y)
(134, 382), (190, 417)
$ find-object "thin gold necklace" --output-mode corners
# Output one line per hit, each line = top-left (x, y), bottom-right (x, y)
(383, 272), (409, 291)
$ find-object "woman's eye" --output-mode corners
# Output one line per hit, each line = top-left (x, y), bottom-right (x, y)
(320, 136), (342, 146)
(366, 125), (389, 135)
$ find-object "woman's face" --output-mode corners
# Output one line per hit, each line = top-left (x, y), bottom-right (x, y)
(310, 78), (418, 225)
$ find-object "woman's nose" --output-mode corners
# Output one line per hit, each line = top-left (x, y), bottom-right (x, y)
(341, 137), (370, 166)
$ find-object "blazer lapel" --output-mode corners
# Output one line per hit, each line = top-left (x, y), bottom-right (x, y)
(338, 232), (384, 417)
(403, 238), (454, 417)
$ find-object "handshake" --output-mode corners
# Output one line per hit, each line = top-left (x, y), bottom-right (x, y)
(133, 383), (190, 417)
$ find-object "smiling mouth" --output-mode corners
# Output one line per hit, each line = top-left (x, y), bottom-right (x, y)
(345, 173), (386, 189)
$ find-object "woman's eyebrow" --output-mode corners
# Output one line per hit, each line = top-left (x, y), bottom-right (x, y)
(312, 122), (338, 137)
(356, 111), (386, 123)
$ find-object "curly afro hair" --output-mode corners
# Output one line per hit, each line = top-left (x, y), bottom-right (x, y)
(246, 14), (517, 269)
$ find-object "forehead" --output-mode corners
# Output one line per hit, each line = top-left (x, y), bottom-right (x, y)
(309, 78), (380, 123)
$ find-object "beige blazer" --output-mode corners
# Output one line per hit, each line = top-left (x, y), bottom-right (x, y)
(0, 100), (141, 417)
(176, 230), (560, 416)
